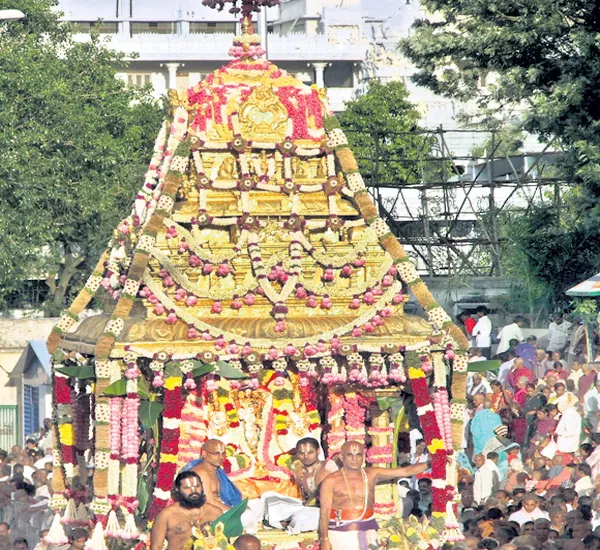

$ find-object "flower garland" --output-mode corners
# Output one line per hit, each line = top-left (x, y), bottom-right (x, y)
(433, 388), (452, 453)
(108, 397), (123, 502)
(143, 273), (403, 351)
(298, 375), (320, 430)
(325, 392), (345, 458)
(133, 120), (169, 224)
(344, 393), (367, 444)
(120, 374), (140, 512)
(272, 386), (293, 436)
(164, 219), (248, 264)
(50, 357), (69, 511)
(260, 394), (294, 479)
(405, 351), (448, 530)
(176, 388), (209, 469)
(216, 386), (240, 428)
(148, 375), (184, 521)
(295, 227), (372, 268)
(221, 443), (252, 478)
(55, 373), (76, 486)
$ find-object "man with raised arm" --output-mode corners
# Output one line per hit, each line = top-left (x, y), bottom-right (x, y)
(318, 440), (429, 550)
(150, 471), (221, 550)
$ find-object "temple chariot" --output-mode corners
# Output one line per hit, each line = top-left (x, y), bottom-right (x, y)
(45, 2), (469, 548)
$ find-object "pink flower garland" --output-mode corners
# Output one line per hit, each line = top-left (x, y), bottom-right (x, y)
(326, 393), (345, 458)
(433, 388), (452, 451)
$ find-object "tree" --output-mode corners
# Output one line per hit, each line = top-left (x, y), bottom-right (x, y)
(0, 0), (164, 314)
(337, 80), (440, 187)
(401, 0), (600, 305)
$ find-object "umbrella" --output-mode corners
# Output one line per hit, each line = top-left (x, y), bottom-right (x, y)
(566, 273), (600, 297)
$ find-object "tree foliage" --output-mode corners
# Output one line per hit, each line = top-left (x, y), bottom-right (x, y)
(401, 0), (600, 304)
(498, 205), (600, 311)
(338, 80), (439, 187)
(0, 0), (164, 314)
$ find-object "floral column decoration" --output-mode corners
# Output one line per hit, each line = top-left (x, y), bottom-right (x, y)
(55, 371), (76, 488)
(450, 351), (469, 451)
(90, 359), (113, 522)
(50, 353), (69, 511)
(148, 362), (185, 521)
(367, 406), (395, 516)
(406, 351), (449, 532)
(120, 360), (141, 512)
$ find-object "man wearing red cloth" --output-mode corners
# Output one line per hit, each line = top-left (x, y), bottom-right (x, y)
(318, 441), (428, 550)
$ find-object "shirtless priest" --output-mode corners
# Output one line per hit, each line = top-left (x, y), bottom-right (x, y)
(191, 439), (238, 513)
(319, 441), (429, 550)
(150, 471), (221, 550)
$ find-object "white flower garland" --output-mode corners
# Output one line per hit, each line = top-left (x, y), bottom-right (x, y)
(142, 274), (403, 348)
(150, 247), (288, 300)
(293, 228), (371, 267)
(164, 220), (248, 264)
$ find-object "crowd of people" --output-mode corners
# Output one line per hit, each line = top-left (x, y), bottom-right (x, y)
(0, 419), (58, 550)
(3, 307), (599, 549)
(450, 309), (600, 549)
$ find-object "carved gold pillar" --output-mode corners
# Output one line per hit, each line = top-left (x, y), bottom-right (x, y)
(369, 401), (395, 515)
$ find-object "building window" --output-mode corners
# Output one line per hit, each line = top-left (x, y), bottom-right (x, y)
(324, 63), (354, 88)
(24, 385), (39, 438)
(130, 22), (177, 35)
(127, 73), (152, 87)
(73, 21), (118, 34)
(190, 22), (236, 34)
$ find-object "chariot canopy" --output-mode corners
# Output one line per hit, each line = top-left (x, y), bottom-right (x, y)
(46, 4), (469, 547)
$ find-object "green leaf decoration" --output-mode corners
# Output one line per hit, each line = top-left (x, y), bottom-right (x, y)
(377, 396), (393, 411)
(55, 366), (95, 379)
(137, 376), (151, 400)
(102, 379), (127, 396)
(214, 361), (248, 379)
(139, 401), (164, 428)
(467, 360), (502, 372)
(136, 474), (150, 517)
(192, 362), (214, 377)
(377, 396), (404, 418)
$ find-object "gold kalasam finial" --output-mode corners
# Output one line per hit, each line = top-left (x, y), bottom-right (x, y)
(241, 14), (253, 35)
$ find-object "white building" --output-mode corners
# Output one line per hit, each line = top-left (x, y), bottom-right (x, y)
(59, 0), (373, 112)
(57, 0), (472, 120)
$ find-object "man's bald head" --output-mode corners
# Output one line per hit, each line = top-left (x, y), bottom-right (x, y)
(340, 441), (365, 471)
(203, 439), (225, 451)
(341, 441), (364, 453)
(233, 534), (261, 550)
(201, 439), (226, 467)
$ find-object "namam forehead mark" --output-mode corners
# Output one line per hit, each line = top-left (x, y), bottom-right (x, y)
(203, 439), (226, 453)
(341, 441), (364, 455)
(180, 477), (202, 488)
(298, 443), (317, 452)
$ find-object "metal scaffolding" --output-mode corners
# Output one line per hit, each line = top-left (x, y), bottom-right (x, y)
(345, 126), (568, 278)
